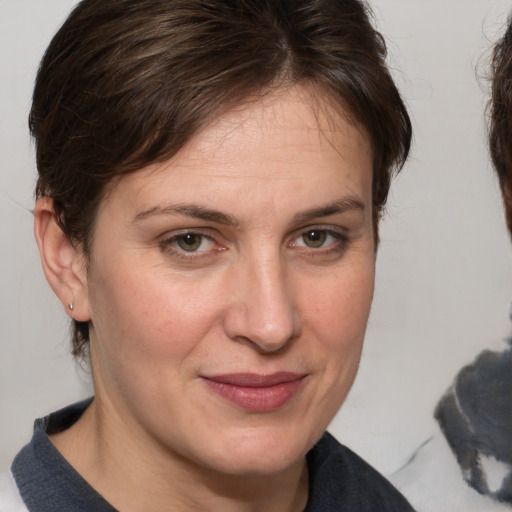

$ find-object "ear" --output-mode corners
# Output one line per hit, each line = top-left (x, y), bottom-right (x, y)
(33, 197), (91, 322)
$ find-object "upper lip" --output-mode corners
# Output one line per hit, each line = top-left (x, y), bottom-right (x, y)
(201, 372), (306, 387)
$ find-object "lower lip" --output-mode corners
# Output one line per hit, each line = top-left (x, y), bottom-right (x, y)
(202, 376), (306, 412)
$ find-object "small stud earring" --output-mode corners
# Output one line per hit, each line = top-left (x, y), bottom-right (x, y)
(68, 303), (74, 311)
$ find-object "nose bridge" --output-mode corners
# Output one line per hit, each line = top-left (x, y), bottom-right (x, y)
(225, 244), (299, 352)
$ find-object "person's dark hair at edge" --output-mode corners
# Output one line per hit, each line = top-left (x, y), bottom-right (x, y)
(490, 17), (512, 235)
(30, 0), (412, 358)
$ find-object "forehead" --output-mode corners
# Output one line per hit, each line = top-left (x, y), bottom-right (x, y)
(100, 84), (373, 217)
(161, 87), (367, 173)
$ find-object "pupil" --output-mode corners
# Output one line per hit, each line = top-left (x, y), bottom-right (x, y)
(178, 234), (201, 251)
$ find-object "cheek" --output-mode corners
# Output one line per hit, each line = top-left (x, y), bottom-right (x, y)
(87, 267), (224, 417)
(303, 260), (375, 343)
(302, 259), (374, 393)
(88, 260), (224, 367)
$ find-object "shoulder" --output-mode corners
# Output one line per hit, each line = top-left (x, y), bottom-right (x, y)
(8, 399), (116, 512)
(305, 432), (416, 512)
(0, 472), (29, 512)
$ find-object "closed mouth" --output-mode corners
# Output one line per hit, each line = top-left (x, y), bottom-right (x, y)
(200, 372), (307, 412)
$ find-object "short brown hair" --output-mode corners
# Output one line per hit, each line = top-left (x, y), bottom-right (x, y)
(489, 19), (512, 234)
(30, 0), (412, 356)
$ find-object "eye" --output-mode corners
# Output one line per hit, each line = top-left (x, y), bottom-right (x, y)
(293, 228), (344, 249)
(160, 231), (217, 255)
(301, 229), (328, 248)
(175, 233), (210, 252)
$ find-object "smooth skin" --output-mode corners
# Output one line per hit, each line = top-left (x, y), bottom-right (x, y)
(34, 85), (376, 512)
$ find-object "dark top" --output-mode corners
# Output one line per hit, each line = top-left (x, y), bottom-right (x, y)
(12, 400), (415, 511)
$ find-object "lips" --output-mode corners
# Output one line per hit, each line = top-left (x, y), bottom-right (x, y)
(201, 372), (307, 412)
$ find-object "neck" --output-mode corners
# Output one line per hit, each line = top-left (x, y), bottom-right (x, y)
(50, 397), (309, 512)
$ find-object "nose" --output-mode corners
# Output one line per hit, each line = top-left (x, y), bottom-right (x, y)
(223, 251), (301, 354)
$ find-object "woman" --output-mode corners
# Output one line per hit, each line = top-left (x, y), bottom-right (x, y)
(1, 0), (413, 510)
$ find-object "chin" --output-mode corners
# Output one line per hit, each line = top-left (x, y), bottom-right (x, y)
(200, 425), (317, 477)
(212, 452), (304, 478)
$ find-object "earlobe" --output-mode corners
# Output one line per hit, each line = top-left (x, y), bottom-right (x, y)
(33, 198), (91, 322)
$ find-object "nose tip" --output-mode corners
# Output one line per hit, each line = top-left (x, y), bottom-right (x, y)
(226, 309), (299, 354)
(223, 261), (300, 354)
(238, 308), (298, 354)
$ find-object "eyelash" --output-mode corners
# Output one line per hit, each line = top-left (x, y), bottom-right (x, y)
(158, 226), (349, 261)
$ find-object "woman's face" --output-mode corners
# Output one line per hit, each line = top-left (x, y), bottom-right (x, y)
(83, 85), (375, 477)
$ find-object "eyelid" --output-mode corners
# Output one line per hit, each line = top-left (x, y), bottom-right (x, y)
(159, 226), (219, 243)
(291, 224), (348, 242)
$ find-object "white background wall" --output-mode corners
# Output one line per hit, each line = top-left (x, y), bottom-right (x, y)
(1, 1), (511, 510)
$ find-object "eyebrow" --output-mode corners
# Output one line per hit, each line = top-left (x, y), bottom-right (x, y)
(133, 196), (365, 226)
(133, 203), (239, 227)
(291, 196), (366, 225)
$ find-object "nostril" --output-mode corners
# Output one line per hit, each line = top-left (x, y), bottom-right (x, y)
(230, 332), (298, 355)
